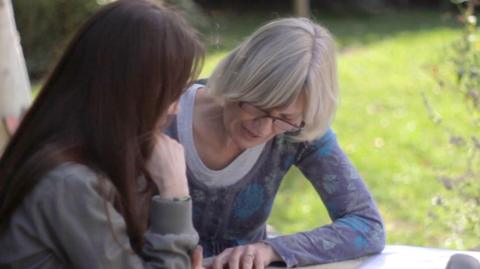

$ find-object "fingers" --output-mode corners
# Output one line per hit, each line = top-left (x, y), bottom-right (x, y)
(154, 132), (181, 146)
(228, 247), (243, 269)
(241, 245), (255, 269)
(192, 246), (204, 269)
(254, 256), (264, 269)
(212, 248), (232, 269)
(147, 131), (189, 198)
(167, 100), (180, 114)
(211, 245), (266, 269)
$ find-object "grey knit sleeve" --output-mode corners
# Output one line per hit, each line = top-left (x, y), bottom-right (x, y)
(30, 164), (198, 269)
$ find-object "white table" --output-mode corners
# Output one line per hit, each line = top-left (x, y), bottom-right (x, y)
(268, 245), (480, 269)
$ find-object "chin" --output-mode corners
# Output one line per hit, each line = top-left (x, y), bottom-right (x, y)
(232, 136), (257, 150)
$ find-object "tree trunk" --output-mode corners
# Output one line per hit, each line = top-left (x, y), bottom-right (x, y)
(0, 0), (32, 153)
(293, 0), (310, 18)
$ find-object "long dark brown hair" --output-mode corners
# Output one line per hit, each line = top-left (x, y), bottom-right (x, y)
(0, 0), (203, 254)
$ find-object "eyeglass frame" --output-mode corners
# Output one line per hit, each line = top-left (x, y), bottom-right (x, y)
(238, 101), (305, 135)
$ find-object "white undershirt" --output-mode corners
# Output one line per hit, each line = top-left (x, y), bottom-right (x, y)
(177, 84), (266, 187)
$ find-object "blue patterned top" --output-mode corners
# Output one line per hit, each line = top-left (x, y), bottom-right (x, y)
(165, 95), (385, 268)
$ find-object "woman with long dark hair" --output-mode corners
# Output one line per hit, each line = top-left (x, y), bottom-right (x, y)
(0, 0), (203, 268)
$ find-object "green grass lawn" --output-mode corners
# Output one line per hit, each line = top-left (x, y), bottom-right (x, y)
(31, 8), (473, 249)
(199, 9), (472, 249)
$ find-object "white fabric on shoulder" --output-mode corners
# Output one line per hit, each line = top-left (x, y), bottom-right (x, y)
(177, 84), (265, 188)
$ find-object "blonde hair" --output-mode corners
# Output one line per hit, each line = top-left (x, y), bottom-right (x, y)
(207, 17), (339, 141)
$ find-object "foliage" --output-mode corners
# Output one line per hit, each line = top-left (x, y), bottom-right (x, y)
(163, 0), (209, 31)
(13, 0), (206, 81)
(197, 10), (462, 247)
(28, 7), (470, 248)
(425, 0), (480, 250)
(193, 0), (448, 11)
(13, 0), (100, 80)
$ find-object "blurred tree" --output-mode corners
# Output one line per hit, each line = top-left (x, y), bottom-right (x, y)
(293, 0), (310, 18)
(426, 0), (480, 250)
(13, 0), (99, 81)
(0, 0), (31, 153)
(13, 0), (206, 82)
(165, 0), (209, 30)
(193, 0), (448, 12)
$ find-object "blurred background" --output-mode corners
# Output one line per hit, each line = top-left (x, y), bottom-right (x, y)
(10, 0), (480, 250)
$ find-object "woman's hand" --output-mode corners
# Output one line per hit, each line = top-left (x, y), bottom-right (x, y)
(147, 133), (189, 199)
(192, 246), (205, 269)
(207, 242), (281, 269)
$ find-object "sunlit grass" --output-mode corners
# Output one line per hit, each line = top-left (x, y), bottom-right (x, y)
(199, 10), (466, 248)
(270, 16), (464, 247)
(30, 9), (467, 249)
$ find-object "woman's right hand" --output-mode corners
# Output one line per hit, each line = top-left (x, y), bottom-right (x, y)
(147, 133), (189, 199)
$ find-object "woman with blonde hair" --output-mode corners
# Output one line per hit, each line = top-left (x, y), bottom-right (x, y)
(0, 0), (204, 268)
(166, 17), (385, 268)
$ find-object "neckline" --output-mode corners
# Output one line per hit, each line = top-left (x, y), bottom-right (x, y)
(177, 84), (266, 187)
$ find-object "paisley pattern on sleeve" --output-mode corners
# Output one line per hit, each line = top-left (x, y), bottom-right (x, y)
(265, 130), (385, 267)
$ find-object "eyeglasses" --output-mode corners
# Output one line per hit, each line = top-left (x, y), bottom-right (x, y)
(238, 102), (305, 135)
